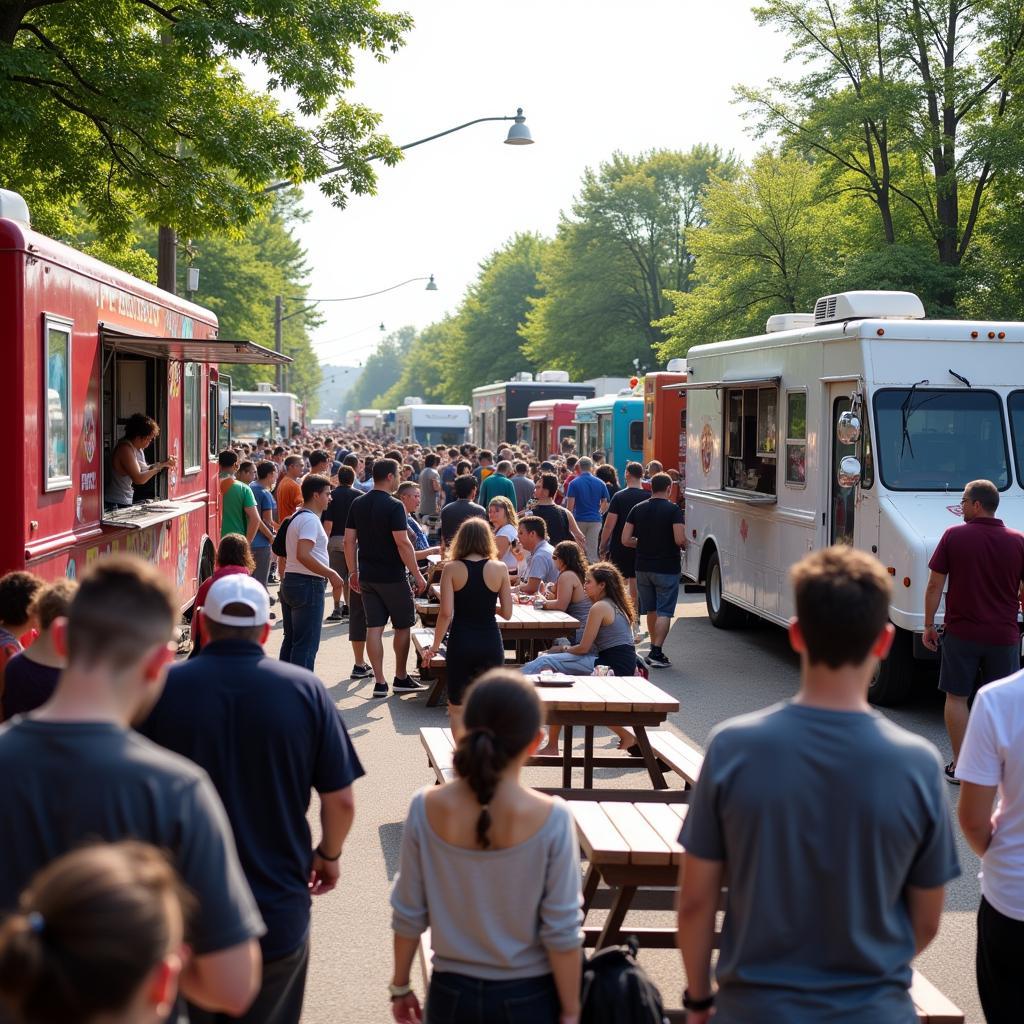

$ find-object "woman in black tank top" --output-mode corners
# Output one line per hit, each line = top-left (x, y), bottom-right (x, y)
(421, 519), (513, 735)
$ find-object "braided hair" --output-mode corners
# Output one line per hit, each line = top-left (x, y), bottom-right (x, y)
(451, 670), (543, 849)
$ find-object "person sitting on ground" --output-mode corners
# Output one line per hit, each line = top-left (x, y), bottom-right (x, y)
(487, 496), (520, 574)
(390, 670), (583, 1024)
(420, 518), (512, 737)
(0, 840), (191, 1024)
(190, 534), (256, 654)
(1, 578), (76, 721)
(524, 561), (637, 755)
(0, 572), (44, 700)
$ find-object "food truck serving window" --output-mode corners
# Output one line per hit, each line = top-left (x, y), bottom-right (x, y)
(44, 316), (73, 492)
(785, 390), (807, 486)
(183, 362), (201, 473)
(724, 386), (778, 495)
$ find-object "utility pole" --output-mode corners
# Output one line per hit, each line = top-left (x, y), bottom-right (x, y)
(274, 295), (283, 392)
(157, 227), (177, 293)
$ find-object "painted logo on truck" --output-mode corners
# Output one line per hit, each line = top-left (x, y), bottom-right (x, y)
(700, 423), (714, 476)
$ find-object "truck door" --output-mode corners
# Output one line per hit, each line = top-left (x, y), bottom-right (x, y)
(829, 389), (858, 546)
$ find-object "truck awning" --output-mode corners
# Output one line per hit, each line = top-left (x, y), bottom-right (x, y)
(102, 331), (291, 365)
(662, 375), (780, 391)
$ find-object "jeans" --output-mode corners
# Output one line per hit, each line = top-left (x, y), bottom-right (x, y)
(427, 971), (559, 1024)
(521, 651), (596, 675)
(280, 573), (326, 671)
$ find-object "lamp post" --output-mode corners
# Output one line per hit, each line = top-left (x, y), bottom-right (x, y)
(274, 275), (438, 391)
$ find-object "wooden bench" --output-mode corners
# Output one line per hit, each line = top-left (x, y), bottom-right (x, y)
(621, 727), (704, 788)
(421, 726), (456, 784)
(412, 629), (449, 707)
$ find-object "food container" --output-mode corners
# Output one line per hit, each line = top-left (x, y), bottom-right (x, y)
(533, 596), (546, 609)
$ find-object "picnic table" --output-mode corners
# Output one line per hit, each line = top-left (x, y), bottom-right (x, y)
(527, 675), (679, 792)
(570, 799), (965, 1023)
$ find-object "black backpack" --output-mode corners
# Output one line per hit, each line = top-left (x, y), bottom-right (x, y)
(271, 508), (315, 557)
(580, 937), (667, 1024)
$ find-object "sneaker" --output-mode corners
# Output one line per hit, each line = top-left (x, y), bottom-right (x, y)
(350, 663), (373, 679)
(944, 761), (960, 785)
(372, 680), (389, 698)
(340, 604), (349, 618)
(325, 609), (343, 623)
(645, 651), (671, 669)
(393, 677), (428, 693)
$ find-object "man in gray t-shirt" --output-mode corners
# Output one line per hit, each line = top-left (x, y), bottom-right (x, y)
(677, 547), (959, 1024)
(418, 456), (442, 516)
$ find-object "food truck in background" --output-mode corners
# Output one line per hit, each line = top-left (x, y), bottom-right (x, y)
(355, 409), (384, 433)
(678, 290), (1024, 706)
(514, 399), (581, 459)
(229, 401), (278, 443)
(573, 392), (644, 482)
(231, 383), (303, 439)
(395, 399), (471, 445)
(472, 372), (595, 450)
(643, 359), (688, 502)
(0, 189), (289, 606)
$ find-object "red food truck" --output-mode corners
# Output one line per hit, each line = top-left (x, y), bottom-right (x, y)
(515, 399), (581, 459)
(0, 190), (289, 608)
(642, 361), (688, 503)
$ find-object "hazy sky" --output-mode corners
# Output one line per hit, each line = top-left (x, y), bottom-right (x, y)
(286, 1), (791, 368)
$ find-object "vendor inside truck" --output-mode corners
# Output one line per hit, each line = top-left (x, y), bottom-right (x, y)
(104, 413), (177, 510)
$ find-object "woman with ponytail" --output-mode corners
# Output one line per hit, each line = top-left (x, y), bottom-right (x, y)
(390, 670), (583, 1024)
(0, 841), (189, 1024)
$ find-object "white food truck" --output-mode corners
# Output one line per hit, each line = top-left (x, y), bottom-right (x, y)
(678, 290), (1024, 705)
(395, 399), (472, 446)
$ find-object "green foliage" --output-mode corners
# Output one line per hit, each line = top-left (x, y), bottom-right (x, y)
(0, 0), (412, 242)
(521, 147), (737, 375)
(440, 234), (549, 403)
(379, 318), (462, 408)
(344, 326), (416, 410)
(656, 152), (841, 357)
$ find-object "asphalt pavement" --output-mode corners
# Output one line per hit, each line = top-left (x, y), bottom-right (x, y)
(261, 588), (983, 1024)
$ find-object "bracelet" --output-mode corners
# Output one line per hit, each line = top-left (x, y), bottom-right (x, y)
(682, 989), (715, 1011)
(315, 844), (341, 862)
(388, 983), (412, 999)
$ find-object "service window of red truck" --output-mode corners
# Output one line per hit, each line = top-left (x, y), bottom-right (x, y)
(44, 315), (73, 492)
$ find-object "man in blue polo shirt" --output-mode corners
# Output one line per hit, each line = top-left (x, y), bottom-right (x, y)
(140, 575), (363, 1024)
(566, 456), (608, 562)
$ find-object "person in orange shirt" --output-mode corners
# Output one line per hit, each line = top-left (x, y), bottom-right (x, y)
(275, 454), (305, 578)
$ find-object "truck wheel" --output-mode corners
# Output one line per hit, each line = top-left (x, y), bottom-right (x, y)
(705, 550), (744, 629)
(868, 628), (915, 706)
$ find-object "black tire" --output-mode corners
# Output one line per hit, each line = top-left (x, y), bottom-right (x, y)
(705, 549), (745, 629)
(868, 627), (915, 706)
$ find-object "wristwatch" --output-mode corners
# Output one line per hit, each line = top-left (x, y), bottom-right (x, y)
(388, 983), (412, 1000)
(682, 989), (715, 1011)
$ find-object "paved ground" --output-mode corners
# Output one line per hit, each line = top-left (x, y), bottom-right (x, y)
(260, 588), (983, 1023)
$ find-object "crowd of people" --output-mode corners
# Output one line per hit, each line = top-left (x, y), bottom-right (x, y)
(0, 415), (1022, 1024)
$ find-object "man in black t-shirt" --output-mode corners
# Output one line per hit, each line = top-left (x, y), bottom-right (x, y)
(622, 473), (686, 669)
(599, 461), (648, 618)
(531, 473), (586, 548)
(0, 557), (263, 1018)
(438, 474), (487, 556)
(322, 465), (360, 623)
(344, 458), (428, 698)
(141, 574), (363, 1024)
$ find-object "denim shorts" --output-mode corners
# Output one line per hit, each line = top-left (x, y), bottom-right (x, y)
(636, 570), (680, 618)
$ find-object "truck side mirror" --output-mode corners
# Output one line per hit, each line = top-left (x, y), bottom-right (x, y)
(837, 455), (862, 488)
(836, 410), (861, 445)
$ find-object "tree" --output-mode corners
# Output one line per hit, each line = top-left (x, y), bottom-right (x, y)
(521, 147), (738, 375)
(345, 327), (416, 410)
(739, 0), (1024, 300)
(656, 152), (842, 357)
(0, 0), (411, 245)
(440, 234), (548, 403)
(380, 317), (463, 408)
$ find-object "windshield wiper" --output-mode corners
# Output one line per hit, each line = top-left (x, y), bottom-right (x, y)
(899, 378), (929, 460)
(949, 368), (972, 387)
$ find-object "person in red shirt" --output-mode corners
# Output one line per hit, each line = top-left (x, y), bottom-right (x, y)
(924, 479), (1024, 783)
(190, 534), (255, 653)
(0, 571), (44, 705)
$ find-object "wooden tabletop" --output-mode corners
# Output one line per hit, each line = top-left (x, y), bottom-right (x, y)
(423, 588), (578, 633)
(572, 800), (687, 867)
(526, 674), (679, 714)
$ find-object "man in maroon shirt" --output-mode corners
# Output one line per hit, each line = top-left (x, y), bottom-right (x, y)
(924, 479), (1024, 783)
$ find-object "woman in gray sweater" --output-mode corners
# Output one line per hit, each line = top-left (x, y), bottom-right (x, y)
(390, 671), (583, 1024)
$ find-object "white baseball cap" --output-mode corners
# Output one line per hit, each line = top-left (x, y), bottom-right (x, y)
(203, 574), (270, 627)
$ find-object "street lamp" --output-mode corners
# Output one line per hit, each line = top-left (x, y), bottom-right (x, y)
(274, 274), (438, 390)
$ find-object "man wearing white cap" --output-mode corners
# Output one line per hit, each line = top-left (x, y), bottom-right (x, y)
(141, 574), (364, 1024)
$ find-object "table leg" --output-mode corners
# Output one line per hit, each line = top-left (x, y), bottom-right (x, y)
(561, 724), (574, 789)
(583, 726), (595, 789)
(632, 725), (668, 790)
(581, 864), (600, 914)
(597, 885), (637, 949)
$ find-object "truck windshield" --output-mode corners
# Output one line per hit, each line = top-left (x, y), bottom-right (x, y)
(231, 407), (272, 439)
(1007, 392), (1024, 486)
(414, 426), (467, 445)
(873, 389), (1009, 491)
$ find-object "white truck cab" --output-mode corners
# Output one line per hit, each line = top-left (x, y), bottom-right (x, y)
(679, 290), (1024, 705)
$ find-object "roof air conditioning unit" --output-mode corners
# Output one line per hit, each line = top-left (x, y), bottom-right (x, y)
(666, 358), (688, 373)
(813, 290), (925, 326)
(511, 372), (534, 382)
(0, 189), (30, 226)
(403, 396), (423, 405)
(256, 382), (274, 392)
(766, 313), (814, 334)
(536, 370), (570, 383)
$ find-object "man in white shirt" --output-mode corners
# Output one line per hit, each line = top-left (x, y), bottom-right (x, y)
(957, 669), (1024, 1021)
(280, 473), (343, 672)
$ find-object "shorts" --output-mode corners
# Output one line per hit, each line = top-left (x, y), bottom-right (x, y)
(360, 579), (416, 630)
(347, 588), (367, 643)
(609, 548), (636, 580)
(938, 632), (1020, 698)
(636, 570), (680, 618)
(327, 536), (348, 581)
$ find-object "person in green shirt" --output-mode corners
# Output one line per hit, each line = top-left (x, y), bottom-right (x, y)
(219, 451), (259, 541)
(477, 460), (517, 509)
